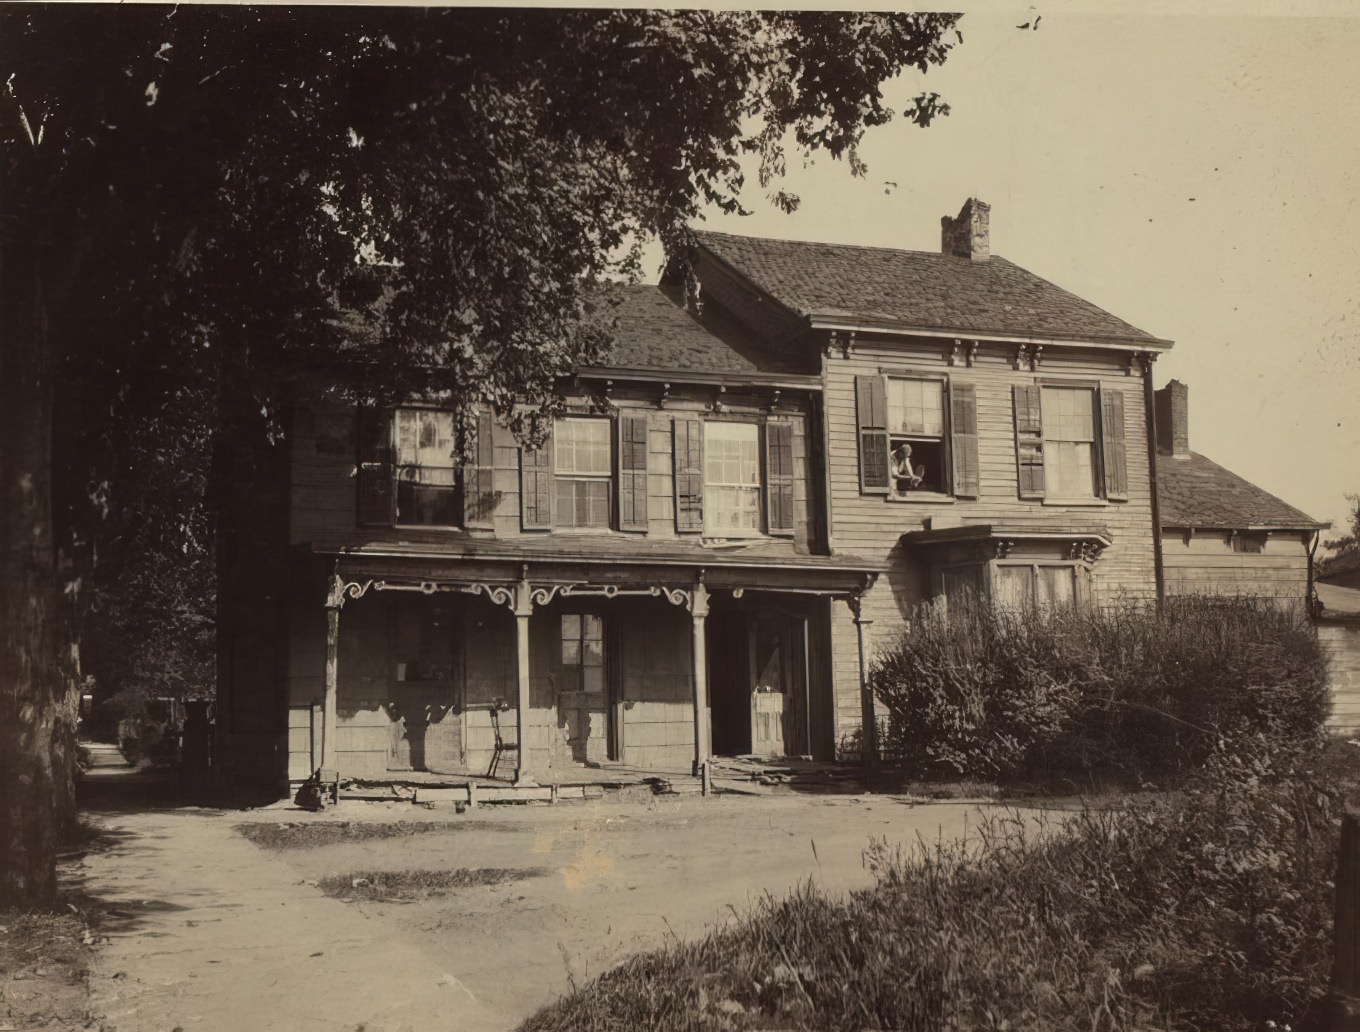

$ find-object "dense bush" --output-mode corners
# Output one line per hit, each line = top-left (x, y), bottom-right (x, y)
(519, 735), (1348, 1032)
(870, 595), (1330, 781)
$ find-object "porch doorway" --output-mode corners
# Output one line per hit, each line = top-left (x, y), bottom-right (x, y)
(708, 604), (809, 759)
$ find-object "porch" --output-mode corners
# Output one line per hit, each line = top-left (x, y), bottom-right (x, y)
(291, 544), (877, 794)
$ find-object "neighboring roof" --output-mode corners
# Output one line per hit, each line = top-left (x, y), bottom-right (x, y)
(1316, 582), (1360, 621)
(1157, 452), (1324, 530)
(692, 229), (1170, 347)
(600, 284), (807, 378)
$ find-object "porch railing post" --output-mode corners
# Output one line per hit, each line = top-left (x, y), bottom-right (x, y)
(691, 576), (711, 785)
(513, 573), (534, 786)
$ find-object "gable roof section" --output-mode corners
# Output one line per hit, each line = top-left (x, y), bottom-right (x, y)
(598, 283), (811, 379)
(692, 228), (1169, 347)
(1157, 452), (1323, 530)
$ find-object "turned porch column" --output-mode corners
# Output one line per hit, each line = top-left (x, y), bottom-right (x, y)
(321, 576), (345, 773)
(690, 576), (711, 778)
(513, 572), (534, 786)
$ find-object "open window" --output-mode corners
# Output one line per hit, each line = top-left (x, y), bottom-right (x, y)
(857, 374), (978, 499)
(357, 405), (494, 528)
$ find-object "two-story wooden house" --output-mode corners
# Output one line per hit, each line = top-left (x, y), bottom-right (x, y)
(218, 198), (1178, 796)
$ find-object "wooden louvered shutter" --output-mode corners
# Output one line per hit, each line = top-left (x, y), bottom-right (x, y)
(949, 382), (980, 499)
(673, 417), (704, 533)
(356, 405), (393, 526)
(464, 407), (496, 528)
(856, 375), (890, 493)
(1013, 384), (1046, 500)
(618, 414), (649, 532)
(520, 426), (553, 530)
(765, 421), (795, 536)
(1101, 389), (1129, 502)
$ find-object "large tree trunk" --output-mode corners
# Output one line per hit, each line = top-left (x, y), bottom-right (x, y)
(0, 219), (68, 908)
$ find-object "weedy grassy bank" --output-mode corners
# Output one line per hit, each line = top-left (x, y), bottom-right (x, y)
(523, 736), (1351, 1032)
(0, 909), (97, 1030)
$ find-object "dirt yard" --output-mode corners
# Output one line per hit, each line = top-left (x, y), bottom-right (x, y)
(73, 780), (1016, 1032)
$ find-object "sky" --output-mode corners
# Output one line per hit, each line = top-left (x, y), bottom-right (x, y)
(648, 5), (1360, 544)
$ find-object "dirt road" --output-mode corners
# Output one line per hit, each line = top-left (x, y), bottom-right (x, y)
(77, 780), (1005, 1032)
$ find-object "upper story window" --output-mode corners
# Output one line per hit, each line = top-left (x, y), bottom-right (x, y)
(554, 418), (611, 529)
(1012, 384), (1128, 504)
(1041, 387), (1098, 500)
(856, 374), (978, 500)
(358, 405), (493, 529)
(887, 377), (948, 495)
(704, 422), (762, 535)
(523, 412), (797, 539)
(393, 409), (461, 525)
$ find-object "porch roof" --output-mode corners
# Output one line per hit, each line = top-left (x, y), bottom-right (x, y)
(318, 537), (879, 596)
(900, 522), (1113, 549)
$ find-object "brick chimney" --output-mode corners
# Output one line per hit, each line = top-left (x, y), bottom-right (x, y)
(941, 198), (991, 261)
(1154, 379), (1190, 457)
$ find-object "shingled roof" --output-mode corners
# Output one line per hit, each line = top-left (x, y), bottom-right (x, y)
(1157, 452), (1323, 529)
(600, 283), (808, 377)
(692, 228), (1169, 346)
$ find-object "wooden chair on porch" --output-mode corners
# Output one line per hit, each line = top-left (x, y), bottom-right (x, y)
(487, 699), (516, 779)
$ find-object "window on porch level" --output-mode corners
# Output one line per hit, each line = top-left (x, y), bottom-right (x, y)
(561, 614), (605, 693)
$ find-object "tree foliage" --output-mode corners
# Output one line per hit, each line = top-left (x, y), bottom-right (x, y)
(1, 6), (961, 905)
(1319, 492), (1360, 575)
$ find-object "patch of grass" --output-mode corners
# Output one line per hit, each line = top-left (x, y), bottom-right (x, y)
(237, 820), (482, 850)
(0, 909), (95, 1029)
(319, 867), (541, 902)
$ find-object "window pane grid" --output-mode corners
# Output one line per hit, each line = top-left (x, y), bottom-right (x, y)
(556, 419), (611, 475)
(704, 423), (761, 533)
(1041, 388), (1098, 498)
(887, 378), (944, 437)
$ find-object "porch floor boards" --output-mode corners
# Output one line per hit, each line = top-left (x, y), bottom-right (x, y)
(313, 755), (863, 806)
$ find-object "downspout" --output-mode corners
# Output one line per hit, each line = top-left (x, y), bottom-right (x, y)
(1142, 355), (1166, 608)
(1308, 529), (1321, 616)
(817, 337), (837, 556)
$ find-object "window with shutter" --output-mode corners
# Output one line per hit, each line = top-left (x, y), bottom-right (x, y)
(673, 417), (704, 533)
(1040, 387), (1099, 499)
(1012, 384), (1046, 500)
(1101, 390), (1129, 502)
(704, 422), (761, 536)
(356, 406), (394, 526)
(855, 375), (890, 493)
(463, 408), (496, 528)
(618, 414), (649, 532)
(392, 409), (461, 526)
(520, 429), (554, 530)
(553, 418), (611, 529)
(948, 382), (979, 499)
(765, 421), (795, 536)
